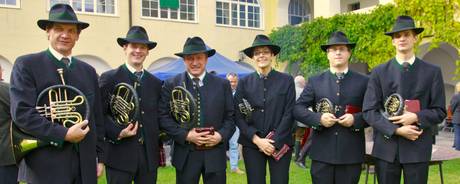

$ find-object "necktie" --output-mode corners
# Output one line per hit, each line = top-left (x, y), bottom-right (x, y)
(134, 71), (143, 80)
(402, 62), (410, 72)
(336, 72), (344, 80)
(61, 57), (70, 67)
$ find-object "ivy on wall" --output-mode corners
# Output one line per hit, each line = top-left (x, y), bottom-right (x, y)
(270, 1), (460, 77)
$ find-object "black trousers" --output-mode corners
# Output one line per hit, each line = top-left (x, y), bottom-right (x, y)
(175, 150), (226, 184)
(0, 164), (18, 184)
(106, 145), (157, 184)
(375, 158), (429, 184)
(243, 146), (292, 184)
(310, 160), (361, 184)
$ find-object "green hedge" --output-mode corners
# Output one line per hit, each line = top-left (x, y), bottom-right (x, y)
(270, 1), (460, 77)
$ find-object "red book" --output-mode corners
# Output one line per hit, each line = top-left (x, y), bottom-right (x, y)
(345, 105), (362, 114)
(265, 131), (290, 161)
(405, 99), (421, 113)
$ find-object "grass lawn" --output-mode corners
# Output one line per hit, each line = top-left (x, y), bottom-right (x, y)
(97, 158), (460, 183)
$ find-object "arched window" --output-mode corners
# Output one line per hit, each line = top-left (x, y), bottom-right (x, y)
(288, 0), (310, 25)
(216, 0), (262, 28)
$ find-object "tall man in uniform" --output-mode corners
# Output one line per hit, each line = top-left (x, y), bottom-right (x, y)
(234, 35), (295, 184)
(159, 37), (235, 184)
(0, 63), (18, 184)
(99, 26), (162, 184)
(293, 31), (369, 184)
(363, 15), (446, 184)
(9, 4), (105, 184)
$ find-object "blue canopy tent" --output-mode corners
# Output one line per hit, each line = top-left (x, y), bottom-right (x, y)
(150, 47), (254, 80)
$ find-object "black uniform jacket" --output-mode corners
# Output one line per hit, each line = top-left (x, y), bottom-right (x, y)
(159, 72), (235, 173)
(293, 70), (369, 164)
(0, 82), (14, 166)
(99, 65), (162, 172)
(234, 70), (295, 150)
(363, 58), (446, 163)
(10, 50), (105, 184)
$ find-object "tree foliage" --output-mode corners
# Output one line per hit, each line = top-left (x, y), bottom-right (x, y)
(270, 1), (460, 77)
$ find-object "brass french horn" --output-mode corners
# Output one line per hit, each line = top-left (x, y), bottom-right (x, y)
(170, 85), (197, 129)
(11, 68), (90, 163)
(380, 93), (404, 119)
(109, 83), (139, 126)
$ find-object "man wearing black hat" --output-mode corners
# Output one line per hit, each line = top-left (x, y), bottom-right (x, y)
(363, 15), (446, 184)
(9, 4), (105, 184)
(234, 34), (295, 184)
(293, 31), (368, 184)
(159, 37), (235, 184)
(99, 26), (162, 184)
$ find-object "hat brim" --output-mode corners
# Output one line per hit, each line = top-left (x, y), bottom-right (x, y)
(117, 38), (157, 50)
(37, 19), (89, 30)
(243, 44), (281, 58)
(321, 43), (356, 52)
(174, 49), (216, 58)
(384, 27), (424, 36)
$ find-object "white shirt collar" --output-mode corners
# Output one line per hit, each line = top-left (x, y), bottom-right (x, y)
(187, 72), (206, 87)
(125, 62), (144, 73)
(395, 55), (416, 65)
(329, 67), (349, 75)
(49, 46), (72, 64)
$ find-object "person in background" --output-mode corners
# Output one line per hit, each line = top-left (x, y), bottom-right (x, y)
(293, 75), (309, 169)
(226, 72), (245, 174)
(451, 82), (460, 151)
(0, 63), (18, 184)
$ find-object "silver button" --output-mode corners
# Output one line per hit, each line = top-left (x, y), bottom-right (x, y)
(261, 109), (264, 112)
(335, 132), (338, 135)
(140, 124), (143, 128)
(139, 98), (141, 101)
(337, 92), (340, 96)
(141, 111), (145, 114)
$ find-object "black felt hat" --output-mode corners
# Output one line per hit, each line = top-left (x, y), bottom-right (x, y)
(321, 31), (356, 52)
(37, 4), (89, 30)
(175, 37), (216, 57)
(117, 26), (157, 50)
(385, 15), (424, 36)
(242, 34), (281, 58)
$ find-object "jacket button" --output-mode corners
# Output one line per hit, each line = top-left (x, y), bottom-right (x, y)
(261, 109), (264, 112)
(336, 80), (339, 83)
(141, 111), (145, 114)
(335, 132), (338, 135)
(139, 124), (143, 128)
(337, 92), (340, 96)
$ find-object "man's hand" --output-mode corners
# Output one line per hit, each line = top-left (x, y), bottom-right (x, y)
(252, 135), (275, 156)
(395, 125), (423, 141)
(186, 128), (209, 146)
(117, 122), (138, 140)
(337, 113), (354, 127)
(320, 113), (338, 128)
(96, 163), (104, 178)
(65, 120), (90, 143)
(389, 111), (419, 126)
(203, 132), (222, 147)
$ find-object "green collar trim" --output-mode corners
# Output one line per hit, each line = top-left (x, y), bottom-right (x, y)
(392, 58), (415, 71)
(122, 64), (144, 81)
(45, 49), (74, 69)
